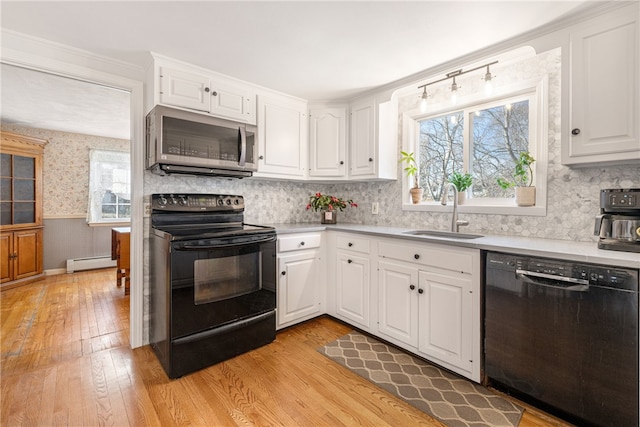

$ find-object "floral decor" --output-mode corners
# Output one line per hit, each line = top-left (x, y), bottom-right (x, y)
(306, 192), (358, 212)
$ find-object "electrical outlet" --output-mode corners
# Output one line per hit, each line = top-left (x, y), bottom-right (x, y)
(372, 202), (379, 215)
(144, 203), (151, 217)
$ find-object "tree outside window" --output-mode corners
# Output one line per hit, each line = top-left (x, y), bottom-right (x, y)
(417, 97), (530, 203)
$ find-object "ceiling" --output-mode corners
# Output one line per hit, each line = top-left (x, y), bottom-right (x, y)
(0, 1), (594, 140)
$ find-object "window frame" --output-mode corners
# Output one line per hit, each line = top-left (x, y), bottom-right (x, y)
(87, 149), (131, 226)
(402, 75), (548, 216)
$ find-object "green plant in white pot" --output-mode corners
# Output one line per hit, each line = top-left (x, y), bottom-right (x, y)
(497, 152), (536, 206)
(449, 171), (473, 204)
(400, 151), (423, 204)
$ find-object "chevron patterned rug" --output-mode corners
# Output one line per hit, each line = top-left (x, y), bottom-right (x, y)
(318, 332), (522, 427)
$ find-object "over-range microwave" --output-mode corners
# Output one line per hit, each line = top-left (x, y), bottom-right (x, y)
(146, 105), (257, 178)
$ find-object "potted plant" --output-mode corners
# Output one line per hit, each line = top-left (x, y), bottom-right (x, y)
(400, 151), (423, 204)
(449, 171), (473, 204)
(306, 192), (357, 224)
(496, 152), (536, 206)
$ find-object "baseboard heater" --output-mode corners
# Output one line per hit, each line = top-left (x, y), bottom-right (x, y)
(66, 255), (116, 273)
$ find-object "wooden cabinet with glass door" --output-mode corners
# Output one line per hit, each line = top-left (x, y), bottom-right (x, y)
(0, 131), (47, 290)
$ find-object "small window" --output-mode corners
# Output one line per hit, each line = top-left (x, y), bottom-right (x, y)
(88, 149), (130, 224)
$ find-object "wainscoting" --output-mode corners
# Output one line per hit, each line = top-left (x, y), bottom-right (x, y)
(43, 218), (128, 272)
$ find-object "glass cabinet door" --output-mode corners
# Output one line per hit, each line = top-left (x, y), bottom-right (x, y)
(0, 153), (36, 226)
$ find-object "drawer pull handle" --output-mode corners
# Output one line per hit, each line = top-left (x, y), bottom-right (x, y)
(414, 254), (420, 260)
(348, 242), (353, 247)
(348, 259), (353, 264)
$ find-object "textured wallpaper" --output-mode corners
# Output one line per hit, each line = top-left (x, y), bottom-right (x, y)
(1, 124), (130, 218)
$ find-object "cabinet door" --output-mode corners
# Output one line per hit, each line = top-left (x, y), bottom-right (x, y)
(309, 107), (347, 177)
(566, 7), (639, 165)
(256, 96), (307, 178)
(0, 232), (13, 283)
(159, 66), (211, 112)
(335, 252), (370, 329)
(418, 269), (472, 372)
(377, 260), (418, 347)
(14, 229), (42, 280)
(277, 250), (321, 327)
(210, 82), (256, 124)
(350, 99), (376, 177)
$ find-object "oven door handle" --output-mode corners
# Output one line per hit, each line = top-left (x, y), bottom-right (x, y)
(516, 269), (590, 292)
(173, 310), (274, 345)
(177, 235), (276, 250)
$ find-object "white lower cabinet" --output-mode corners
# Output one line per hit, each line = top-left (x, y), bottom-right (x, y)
(418, 269), (474, 374)
(335, 252), (371, 329)
(376, 239), (481, 382)
(276, 233), (324, 329)
(377, 260), (419, 347)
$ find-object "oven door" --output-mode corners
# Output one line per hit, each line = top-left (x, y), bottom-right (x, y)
(169, 234), (276, 339)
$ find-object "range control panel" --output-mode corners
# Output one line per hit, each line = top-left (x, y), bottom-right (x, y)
(151, 193), (244, 211)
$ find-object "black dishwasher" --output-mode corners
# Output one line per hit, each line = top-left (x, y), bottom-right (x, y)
(484, 252), (639, 427)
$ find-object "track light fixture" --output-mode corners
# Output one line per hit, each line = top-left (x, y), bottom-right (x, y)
(417, 60), (498, 106)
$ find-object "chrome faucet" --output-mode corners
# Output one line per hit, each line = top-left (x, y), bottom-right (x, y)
(441, 183), (469, 232)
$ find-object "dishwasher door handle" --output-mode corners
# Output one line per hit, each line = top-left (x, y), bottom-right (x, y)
(516, 270), (590, 292)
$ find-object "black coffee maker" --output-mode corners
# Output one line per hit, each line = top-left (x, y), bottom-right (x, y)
(594, 188), (640, 253)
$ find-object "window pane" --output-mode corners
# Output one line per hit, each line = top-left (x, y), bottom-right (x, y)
(102, 205), (116, 218)
(418, 112), (464, 202)
(118, 204), (130, 218)
(13, 156), (35, 179)
(14, 202), (35, 224)
(102, 191), (117, 203)
(471, 100), (529, 198)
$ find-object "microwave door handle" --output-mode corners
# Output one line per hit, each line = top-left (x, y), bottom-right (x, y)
(238, 126), (246, 166)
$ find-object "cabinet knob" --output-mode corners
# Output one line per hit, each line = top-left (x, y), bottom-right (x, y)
(369, 158), (373, 162)
(418, 288), (424, 294)
(571, 128), (581, 135)
(259, 155), (264, 160)
(348, 259), (353, 264)
(339, 161), (344, 165)
(300, 241), (305, 246)
(348, 242), (353, 247)
(281, 271), (286, 276)
(410, 284), (415, 290)
(211, 91), (218, 96)
(204, 87), (210, 93)
(414, 254), (420, 260)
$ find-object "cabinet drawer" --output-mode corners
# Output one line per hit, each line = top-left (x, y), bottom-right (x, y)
(336, 234), (370, 254)
(278, 233), (322, 252)
(378, 240), (474, 274)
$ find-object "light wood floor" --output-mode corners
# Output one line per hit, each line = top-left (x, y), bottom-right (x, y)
(1, 268), (572, 426)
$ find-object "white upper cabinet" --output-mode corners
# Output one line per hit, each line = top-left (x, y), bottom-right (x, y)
(564, 3), (640, 166)
(159, 66), (211, 112)
(255, 95), (308, 179)
(309, 107), (347, 178)
(350, 99), (377, 177)
(149, 54), (257, 124)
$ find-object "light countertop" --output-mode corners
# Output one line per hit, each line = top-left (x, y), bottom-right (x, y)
(264, 223), (640, 269)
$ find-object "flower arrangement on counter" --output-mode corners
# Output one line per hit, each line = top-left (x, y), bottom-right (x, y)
(306, 192), (358, 212)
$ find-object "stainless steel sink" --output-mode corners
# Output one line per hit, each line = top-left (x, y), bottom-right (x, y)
(402, 230), (484, 239)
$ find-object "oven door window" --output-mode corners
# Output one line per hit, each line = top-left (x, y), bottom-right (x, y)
(194, 251), (260, 304)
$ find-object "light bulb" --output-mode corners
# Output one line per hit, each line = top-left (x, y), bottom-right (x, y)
(484, 66), (494, 96)
(451, 77), (459, 105)
(420, 87), (428, 112)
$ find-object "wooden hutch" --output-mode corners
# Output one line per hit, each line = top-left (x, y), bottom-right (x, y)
(1, 131), (47, 290)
